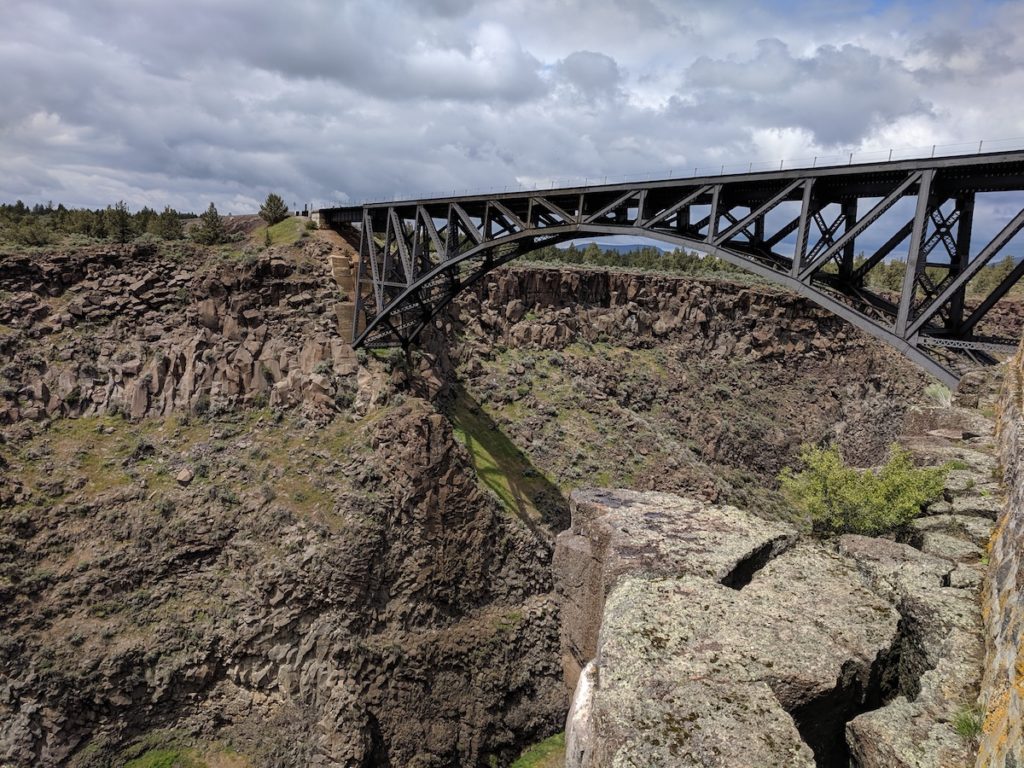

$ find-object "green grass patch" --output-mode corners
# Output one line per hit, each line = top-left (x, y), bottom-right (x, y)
(511, 732), (566, 768)
(124, 748), (205, 768)
(952, 704), (983, 742)
(114, 729), (251, 768)
(262, 217), (306, 246)
(447, 386), (566, 532)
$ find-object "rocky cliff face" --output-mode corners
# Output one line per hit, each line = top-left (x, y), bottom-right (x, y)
(4, 239), (997, 767)
(0, 238), (565, 767)
(446, 265), (930, 521)
(978, 342), (1024, 767)
(0, 240), (359, 425)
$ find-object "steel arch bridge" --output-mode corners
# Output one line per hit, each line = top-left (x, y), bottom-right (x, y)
(321, 151), (1024, 386)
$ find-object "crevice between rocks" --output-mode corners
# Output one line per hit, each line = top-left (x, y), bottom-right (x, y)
(785, 605), (931, 767)
(719, 535), (794, 590)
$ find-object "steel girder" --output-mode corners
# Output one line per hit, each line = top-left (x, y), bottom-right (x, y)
(339, 151), (1024, 386)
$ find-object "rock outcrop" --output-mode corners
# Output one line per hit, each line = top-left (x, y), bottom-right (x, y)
(556, 489), (897, 767)
(0, 240), (362, 426)
(453, 266), (914, 366)
(554, 489), (796, 691)
(978, 343), (1024, 767)
(557, 396), (1000, 767)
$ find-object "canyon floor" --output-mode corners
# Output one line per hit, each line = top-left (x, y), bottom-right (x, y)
(0, 223), (999, 767)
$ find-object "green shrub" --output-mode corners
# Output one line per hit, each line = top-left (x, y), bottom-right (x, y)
(12, 218), (52, 246)
(779, 443), (947, 536)
(190, 203), (227, 245)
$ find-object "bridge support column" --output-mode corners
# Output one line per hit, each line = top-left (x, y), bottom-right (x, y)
(947, 193), (975, 332)
(839, 199), (858, 279)
(707, 185), (721, 242)
(675, 204), (690, 234)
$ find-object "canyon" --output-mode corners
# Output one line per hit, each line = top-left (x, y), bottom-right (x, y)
(0, 226), (1019, 767)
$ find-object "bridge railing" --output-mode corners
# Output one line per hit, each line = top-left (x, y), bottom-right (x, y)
(316, 136), (1024, 209)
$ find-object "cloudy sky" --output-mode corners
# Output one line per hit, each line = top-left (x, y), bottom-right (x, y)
(1, 0), (1022, 214)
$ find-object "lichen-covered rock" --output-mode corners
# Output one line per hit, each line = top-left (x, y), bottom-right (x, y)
(553, 488), (796, 690)
(838, 393), (997, 768)
(558, 490), (902, 768)
(977, 347), (1024, 768)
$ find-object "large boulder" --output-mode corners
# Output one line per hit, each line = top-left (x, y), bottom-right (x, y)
(553, 488), (796, 690)
(557, 489), (902, 768)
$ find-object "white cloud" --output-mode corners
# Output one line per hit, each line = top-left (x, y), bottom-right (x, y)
(0, 0), (1020, 211)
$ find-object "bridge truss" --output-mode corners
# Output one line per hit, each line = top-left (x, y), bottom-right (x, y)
(336, 151), (1024, 385)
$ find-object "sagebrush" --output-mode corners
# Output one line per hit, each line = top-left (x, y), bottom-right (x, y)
(779, 443), (947, 536)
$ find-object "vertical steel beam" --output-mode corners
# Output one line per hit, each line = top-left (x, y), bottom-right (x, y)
(896, 169), (935, 336)
(363, 211), (384, 313)
(352, 218), (370, 342)
(792, 179), (815, 277)
(445, 204), (458, 261)
(635, 189), (647, 227)
(947, 193), (975, 330)
(381, 207), (394, 288)
(840, 199), (858, 279)
(707, 185), (721, 242)
(389, 209), (413, 283)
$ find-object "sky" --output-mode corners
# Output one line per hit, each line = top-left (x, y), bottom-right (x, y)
(1, 0), (1022, 214)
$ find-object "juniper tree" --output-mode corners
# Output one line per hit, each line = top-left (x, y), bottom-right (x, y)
(259, 193), (289, 226)
(106, 200), (134, 244)
(192, 202), (226, 245)
(153, 206), (184, 240)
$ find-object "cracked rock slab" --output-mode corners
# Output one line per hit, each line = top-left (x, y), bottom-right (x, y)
(559, 490), (899, 768)
(568, 545), (899, 768)
(554, 488), (796, 690)
(838, 535), (984, 768)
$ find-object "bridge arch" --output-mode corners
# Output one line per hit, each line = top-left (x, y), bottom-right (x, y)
(356, 221), (953, 383)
